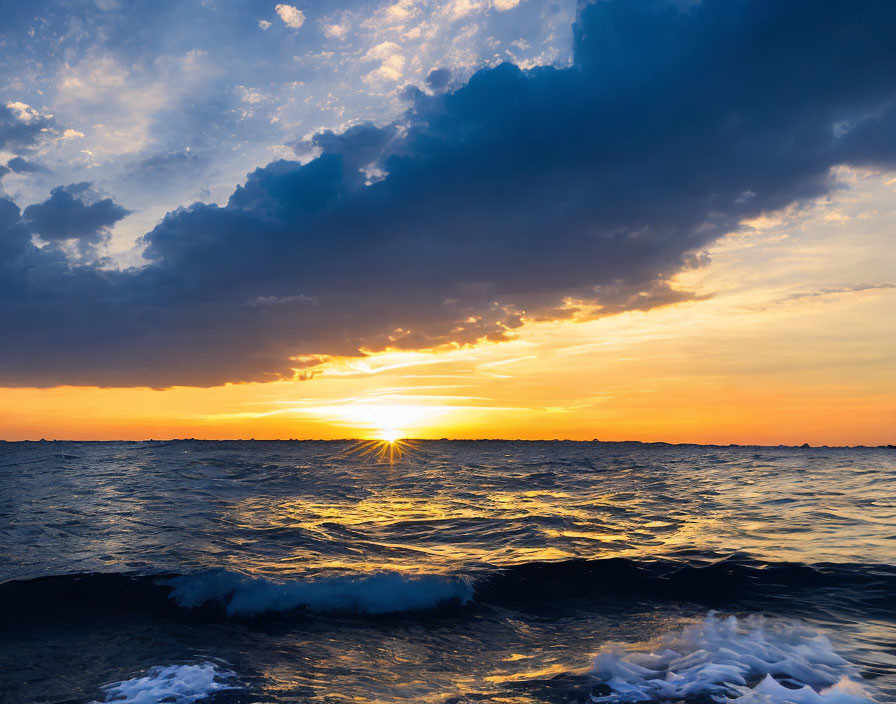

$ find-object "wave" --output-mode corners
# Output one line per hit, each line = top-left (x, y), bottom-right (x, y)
(476, 555), (896, 612)
(166, 569), (473, 616)
(2, 555), (894, 623)
(588, 613), (875, 703)
(94, 662), (238, 704)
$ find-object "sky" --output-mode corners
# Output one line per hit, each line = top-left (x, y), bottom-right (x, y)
(1, 0), (894, 444)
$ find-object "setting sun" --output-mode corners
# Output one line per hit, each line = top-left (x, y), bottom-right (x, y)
(379, 429), (403, 444)
(296, 400), (457, 441)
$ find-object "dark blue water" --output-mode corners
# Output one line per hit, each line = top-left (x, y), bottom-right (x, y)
(1, 441), (894, 703)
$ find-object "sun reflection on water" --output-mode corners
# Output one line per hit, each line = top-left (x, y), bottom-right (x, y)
(345, 437), (419, 463)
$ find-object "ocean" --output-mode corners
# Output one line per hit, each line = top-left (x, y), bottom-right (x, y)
(1, 440), (894, 703)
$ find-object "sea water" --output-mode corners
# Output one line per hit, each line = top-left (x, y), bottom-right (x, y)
(1, 440), (894, 703)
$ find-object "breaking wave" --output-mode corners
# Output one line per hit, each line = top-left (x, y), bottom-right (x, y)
(167, 569), (474, 616)
(589, 614), (875, 703)
(2, 556), (894, 623)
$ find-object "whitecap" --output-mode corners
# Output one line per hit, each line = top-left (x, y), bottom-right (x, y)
(589, 613), (876, 703)
(96, 662), (237, 704)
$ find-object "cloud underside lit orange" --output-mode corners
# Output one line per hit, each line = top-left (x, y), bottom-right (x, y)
(1, 281), (893, 445)
(2, 174), (895, 445)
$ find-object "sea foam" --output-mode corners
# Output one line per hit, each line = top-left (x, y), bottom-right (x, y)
(167, 569), (473, 616)
(96, 662), (237, 703)
(589, 614), (875, 703)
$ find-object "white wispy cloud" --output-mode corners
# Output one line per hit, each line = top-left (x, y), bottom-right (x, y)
(322, 22), (349, 39)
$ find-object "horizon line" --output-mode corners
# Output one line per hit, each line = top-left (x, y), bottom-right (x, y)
(2, 438), (894, 449)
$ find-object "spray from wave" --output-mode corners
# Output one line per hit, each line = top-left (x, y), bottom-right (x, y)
(589, 614), (875, 703)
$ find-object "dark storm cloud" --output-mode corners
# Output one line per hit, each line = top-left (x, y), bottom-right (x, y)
(22, 183), (130, 244)
(3, 0), (896, 387)
(425, 68), (451, 91)
(0, 197), (31, 261)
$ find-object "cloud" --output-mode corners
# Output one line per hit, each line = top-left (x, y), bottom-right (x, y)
(383, 0), (417, 24)
(780, 283), (896, 304)
(365, 41), (406, 81)
(322, 22), (349, 40)
(139, 149), (202, 171)
(0, 197), (31, 262)
(275, 4), (305, 29)
(425, 68), (451, 91)
(0, 102), (53, 151)
(492, 0), (521, 10)
(5, 101), (43, 123)
(52, 49), (229, 162)
(128, 150), (206, 186)
(6, 156), (47, 173)
(365, 41), (402, 61)
(3, 0), (896, 387)
(22, 182), (130, 245)
(258, 19), (272, 30)
(448, 0), (481, 20)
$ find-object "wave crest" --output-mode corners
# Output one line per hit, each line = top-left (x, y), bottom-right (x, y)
(3, 556), (894, 625)
(166, 569), (473, 616)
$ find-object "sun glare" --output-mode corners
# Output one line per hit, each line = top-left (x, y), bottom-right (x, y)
(301, 400), (454, 440)
(298, 399), (447, 462)
(379, 428), (403, 443)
